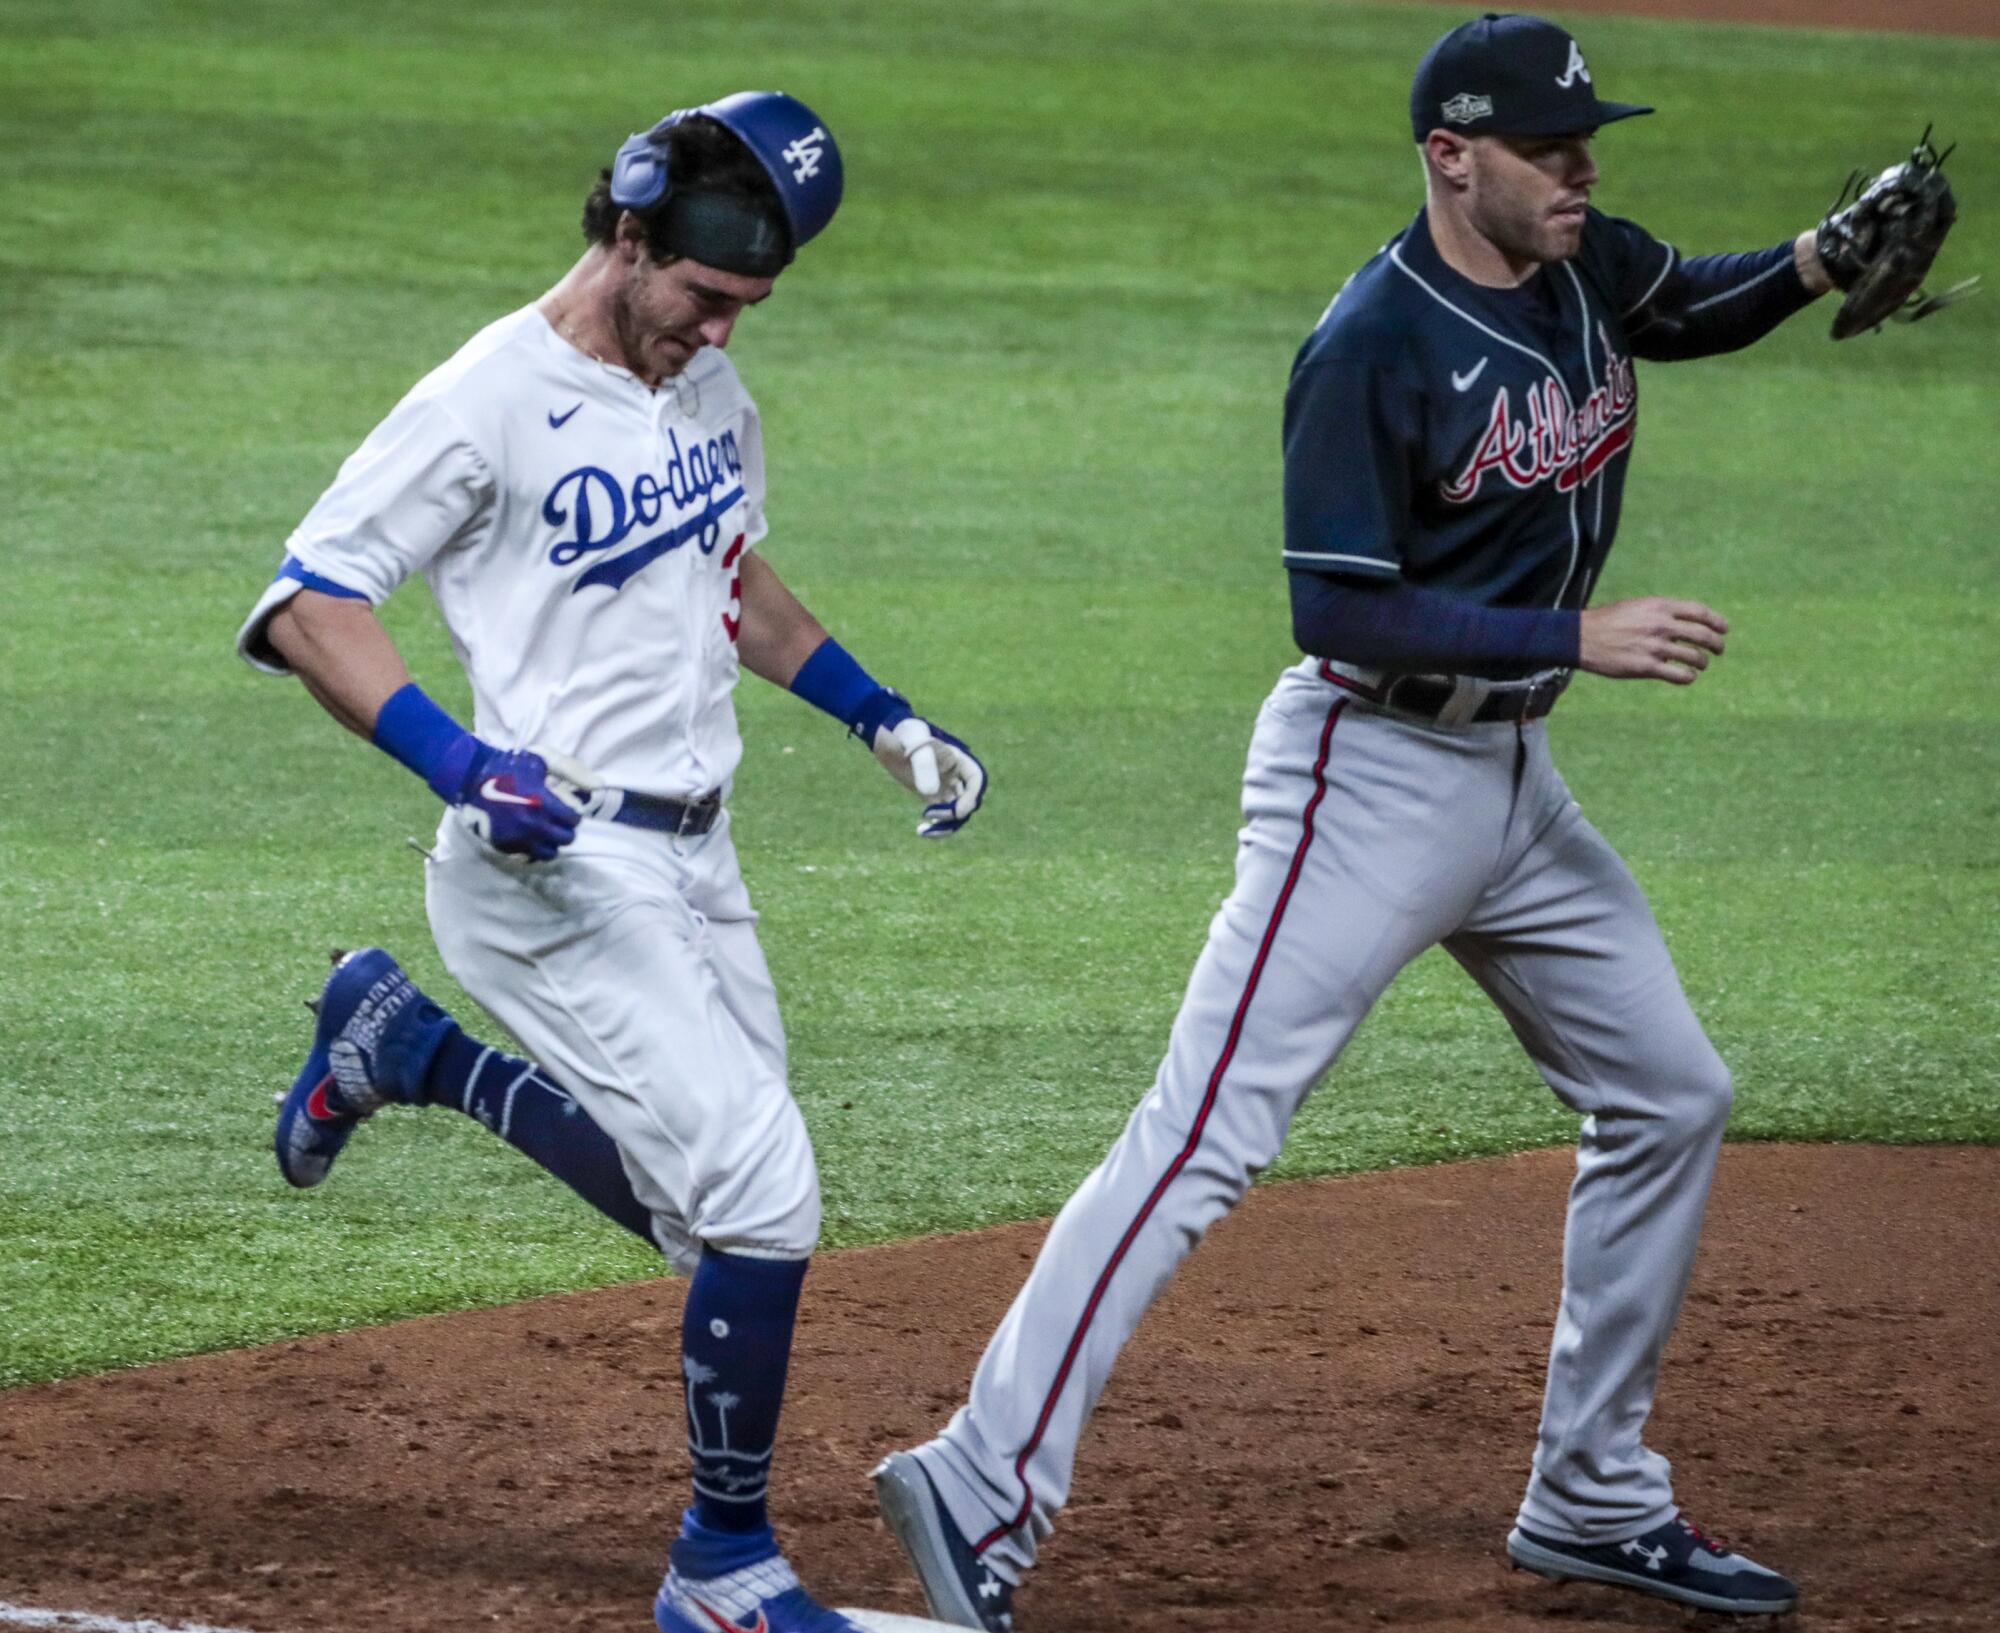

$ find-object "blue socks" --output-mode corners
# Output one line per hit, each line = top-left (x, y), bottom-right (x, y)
(411, 1021), (813, 1549)
(679, 1249), (809, 1537)
(418, 1027), (656, 1245)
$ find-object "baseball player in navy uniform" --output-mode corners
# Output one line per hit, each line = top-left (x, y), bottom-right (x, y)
(872, 15), (1878, 1624)
(238, 95), (983, 1633)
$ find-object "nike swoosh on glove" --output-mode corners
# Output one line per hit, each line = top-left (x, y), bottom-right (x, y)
(453, 746), (584, 861)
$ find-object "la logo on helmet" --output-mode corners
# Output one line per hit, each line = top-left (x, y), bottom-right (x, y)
(781, 126), (827, 182)
(1556, 39), (1591, 89)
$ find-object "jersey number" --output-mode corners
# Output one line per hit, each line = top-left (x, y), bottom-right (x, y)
(721, 534), (745, 643)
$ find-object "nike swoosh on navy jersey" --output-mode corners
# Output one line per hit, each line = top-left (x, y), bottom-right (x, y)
(1451, 358), (1489, 392)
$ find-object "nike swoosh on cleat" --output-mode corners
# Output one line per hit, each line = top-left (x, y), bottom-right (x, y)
(479, 777), (539, 807)
(689, 1600), (768, 1633)
(548, 402), (582, 428)
(1452, 358), (1489, 392)
(304, 1075), (339, 1121)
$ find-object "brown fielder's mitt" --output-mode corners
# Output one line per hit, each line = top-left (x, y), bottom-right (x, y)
(1816, 127), (1979, 340)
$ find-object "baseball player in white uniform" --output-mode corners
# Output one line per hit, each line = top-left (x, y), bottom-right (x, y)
(238, 94), (984, 1633)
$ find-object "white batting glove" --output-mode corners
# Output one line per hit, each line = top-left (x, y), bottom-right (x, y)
(528, 744), (604, 818)
(868, 715), (988, 838)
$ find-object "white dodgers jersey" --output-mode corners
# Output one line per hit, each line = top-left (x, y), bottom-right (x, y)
(237, 307), (769, 798)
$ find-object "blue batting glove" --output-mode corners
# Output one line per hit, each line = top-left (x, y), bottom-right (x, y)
(448, 745), (584, 862)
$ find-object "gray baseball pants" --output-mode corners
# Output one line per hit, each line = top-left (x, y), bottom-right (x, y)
(917, 660), (1733, 1581)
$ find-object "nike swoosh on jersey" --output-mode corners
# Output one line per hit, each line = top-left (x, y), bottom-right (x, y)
(548, 402), (582, 429)
(1451, 358), (1489, 392)
(479, 777), (539, 807)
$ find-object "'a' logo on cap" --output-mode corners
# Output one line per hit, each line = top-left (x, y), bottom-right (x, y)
(1442, 93), (1493, 124)
(1556, 40), (1592, 89)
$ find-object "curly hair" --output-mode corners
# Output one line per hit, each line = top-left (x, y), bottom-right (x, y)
(580, 115), (780, 260)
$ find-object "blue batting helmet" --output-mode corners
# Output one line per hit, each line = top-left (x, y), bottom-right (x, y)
(608, 91), (844, 264)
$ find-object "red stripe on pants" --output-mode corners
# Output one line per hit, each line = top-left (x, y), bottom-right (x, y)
(975, 697), (1348, 1553)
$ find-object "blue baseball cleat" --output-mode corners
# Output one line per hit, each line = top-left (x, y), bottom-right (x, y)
(872, 1451), (1015, 1632)
(1508, 1514), (1798, 1616)
(274, 948), (452, 1189)
(654, 1513), (864, 1633)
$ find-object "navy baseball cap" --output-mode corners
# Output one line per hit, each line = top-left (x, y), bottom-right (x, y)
(1410, 14), (1653, 141)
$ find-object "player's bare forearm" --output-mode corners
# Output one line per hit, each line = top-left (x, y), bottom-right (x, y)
(736, 551), (830, 689)
(1577, 596), (1728, 685)
(265, 590), (414, 737)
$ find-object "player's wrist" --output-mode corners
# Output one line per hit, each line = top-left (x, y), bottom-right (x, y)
(849, 686), (911, 743)
(789, 637), (903, 738)
(372, 682), (486, 802)
(1793, 229), (1833, 298)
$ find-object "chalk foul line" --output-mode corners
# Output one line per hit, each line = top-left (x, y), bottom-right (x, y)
(0, 1602), (269, 1633)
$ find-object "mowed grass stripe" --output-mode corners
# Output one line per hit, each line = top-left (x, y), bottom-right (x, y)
(0, 0), (1993, 1386)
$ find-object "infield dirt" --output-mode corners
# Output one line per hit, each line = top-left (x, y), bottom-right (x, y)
(3, 1144), (1996, 1631)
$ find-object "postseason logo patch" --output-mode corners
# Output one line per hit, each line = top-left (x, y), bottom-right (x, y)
(1442, 93), (1493, 125)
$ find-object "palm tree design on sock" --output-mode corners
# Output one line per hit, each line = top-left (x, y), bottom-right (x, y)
(683, 1354), (770, 1505)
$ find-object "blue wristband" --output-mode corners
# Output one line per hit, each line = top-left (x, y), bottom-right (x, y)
(372, 683), (482, 802)
(790, 638), (892, 734)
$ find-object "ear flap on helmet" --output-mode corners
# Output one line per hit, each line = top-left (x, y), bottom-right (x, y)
(608, 108), (696, 212)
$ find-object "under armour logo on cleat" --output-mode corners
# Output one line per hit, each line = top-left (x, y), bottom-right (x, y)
(1621, 1539), (1670, 1572)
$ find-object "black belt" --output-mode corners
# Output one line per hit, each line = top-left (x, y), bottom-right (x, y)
(609, 789), (723, 836)
(1321, 663), (1569, 725)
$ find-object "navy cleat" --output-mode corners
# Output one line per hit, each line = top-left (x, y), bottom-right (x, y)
(1508, 1514), (1798, 1616)
(872, 1450), (1015, 1632)
(274, 948), (452, 1189)
(654, 1513), (863, 1633)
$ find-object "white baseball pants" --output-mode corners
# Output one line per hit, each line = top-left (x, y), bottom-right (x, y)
(425, 806), (821, 1269)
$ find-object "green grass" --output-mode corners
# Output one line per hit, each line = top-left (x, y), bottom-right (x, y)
(2, 0), (1995, 1388)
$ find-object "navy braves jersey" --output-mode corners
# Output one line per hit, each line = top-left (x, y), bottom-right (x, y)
(1282, 206), (1805, 613)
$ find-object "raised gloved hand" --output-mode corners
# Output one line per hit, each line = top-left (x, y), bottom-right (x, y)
(1816, 127), (1978, 340)
(442, 744), (585, 861)
(856, 693), (988, 838)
